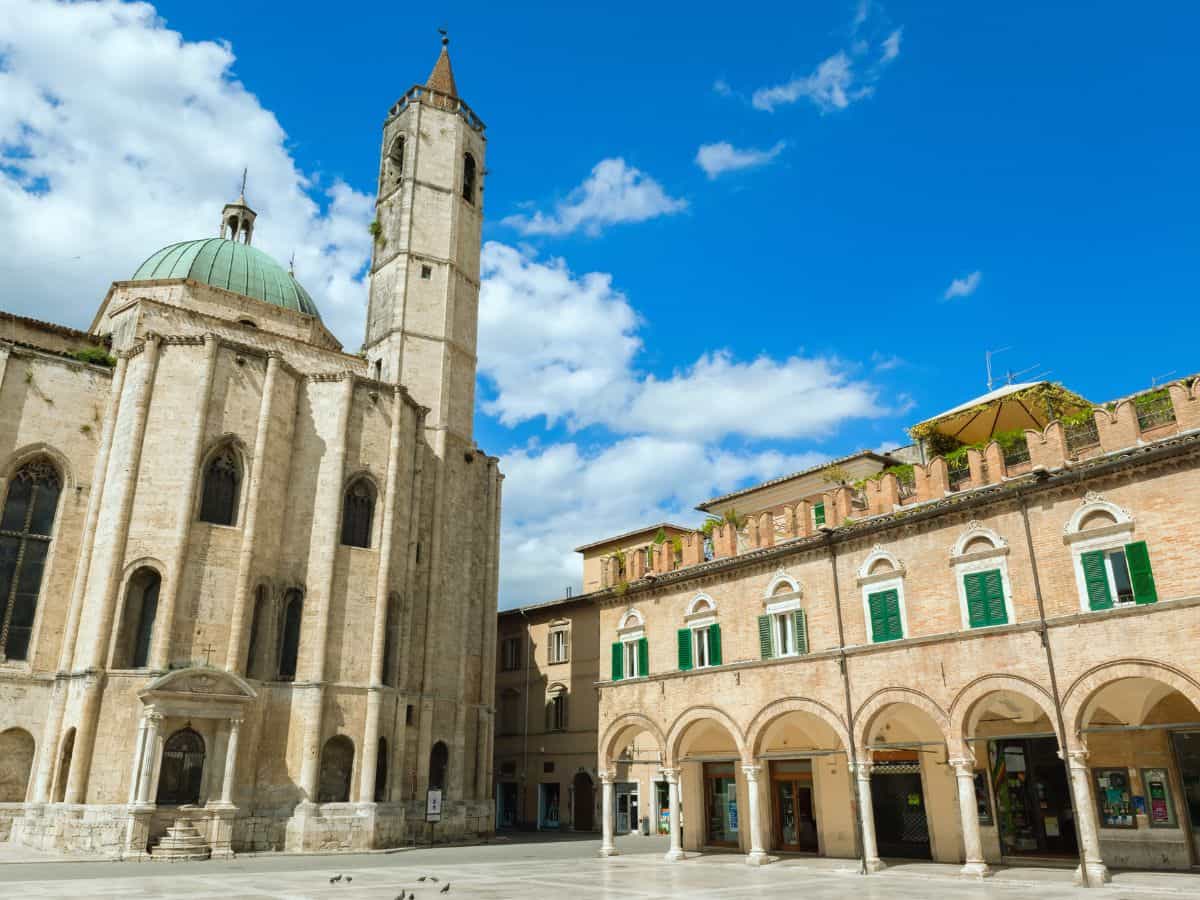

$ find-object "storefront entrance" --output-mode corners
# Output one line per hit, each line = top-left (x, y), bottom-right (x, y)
(703, 762), (739, 847)
(538, 782), (561, 829)
(1171, 731), (1200, 863)
(655, 781), (670, 834)
(771, 760), (818, 853)
(615, 782), (638, 834)
(495, 781), (518, 829)
(870, 753), (931, 859)
(989, 738), (1078, 858)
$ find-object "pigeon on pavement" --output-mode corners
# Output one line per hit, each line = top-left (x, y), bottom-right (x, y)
(418, 875), (427, 882)
(440, 884), (450, 894)
(330, 874), (343, 883)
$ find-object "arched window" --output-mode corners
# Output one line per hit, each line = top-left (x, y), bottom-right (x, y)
(951, 523), (1012, 631)
(0, 728), (35, 802)
(429, 740), (449, 791)
(340, 478), (375, 548)
(374, 737), (388, 802)
(198, 446), (241, 526)
(156, 728), (206, 806)
(546, 684), (567, 732)
(277, 589), (303, 681)
(53, 727), (75, 803)
(388, 136), (405, 185)
(115, 567), (160, 668)
(462, 153), (477, 204)
(317, 735), (354, 803)
(0, 459), (62, 661)
(245, 585), (269, 678)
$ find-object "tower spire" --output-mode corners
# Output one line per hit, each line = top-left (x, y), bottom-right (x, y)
(425, 30), (458, 97)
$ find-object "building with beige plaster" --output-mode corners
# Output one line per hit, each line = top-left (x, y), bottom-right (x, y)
(0, 41), (501, 858)
(587, 379), (1200, 883)
(492, 595), (660, 835)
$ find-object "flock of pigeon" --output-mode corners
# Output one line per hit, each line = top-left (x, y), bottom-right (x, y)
(327, 872), (451, 897)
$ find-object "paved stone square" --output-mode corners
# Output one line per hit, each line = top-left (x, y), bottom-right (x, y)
(3, 836), (1200, 899)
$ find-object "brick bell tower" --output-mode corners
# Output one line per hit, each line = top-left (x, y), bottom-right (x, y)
(363, 35), (486, 454)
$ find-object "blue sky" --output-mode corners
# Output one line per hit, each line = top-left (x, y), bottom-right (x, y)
(1, 1), (1197, 606)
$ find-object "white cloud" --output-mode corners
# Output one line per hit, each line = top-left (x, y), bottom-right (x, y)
(479, 243), (885, 442)
(497, 436), (827, 605)
(695, 140), (786, 179)
(0, 0), (373, 348)
(881, 28), (903, 62)
(752, 51), (864, 113)
(713, 78), (733, 97)
(943, 270), (982, 301)
(500, 158), (687, 237)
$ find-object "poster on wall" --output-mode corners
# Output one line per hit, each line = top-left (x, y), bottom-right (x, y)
(727, 801), (738, 832)
(1142, 768), (1177, 827)
(426, 788), (443, 823)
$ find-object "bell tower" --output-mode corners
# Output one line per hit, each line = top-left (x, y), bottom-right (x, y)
(364, 36), (486, 453)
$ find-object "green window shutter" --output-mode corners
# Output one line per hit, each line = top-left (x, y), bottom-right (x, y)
(883, 589), (903, 640)
(1080, 550), (1112, 610)
(868, 590), (892, 643)
(758, 615), (773, 659)
(611, 642), (623, 681)
(813, 503), (826, 526)
(1125, 541), (1158, 605)
(638, 637), (649, 676)
(793, 609), (809, 655)
(677, 629), (693, 671)
(982, 568), (1007, 625)
(708, 624), (722, 666)
(964, 572), (987, 627)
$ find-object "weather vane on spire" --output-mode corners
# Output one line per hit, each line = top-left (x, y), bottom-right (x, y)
(239, 167), (248, 200)
(438, 25), (449, 47)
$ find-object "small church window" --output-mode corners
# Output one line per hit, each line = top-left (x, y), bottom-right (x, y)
(341, 478), (376, 548)
(420, 265), (432, 280)
(462, 153), (477, 204)
(278, 589), (303, 681)
(116, 567), (160, 669)
(429, 741), (449, 791)
(199, 447), (241, 526)
(0, 459), (62, 661)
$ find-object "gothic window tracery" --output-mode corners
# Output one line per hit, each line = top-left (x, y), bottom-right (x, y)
(0, 459), (62, 661)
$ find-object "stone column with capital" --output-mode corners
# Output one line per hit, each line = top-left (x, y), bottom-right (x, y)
(853, 761), (885, 873)
(742, 763), (768, 866)
(599, 771), (619, 858)
(126, 715), (150, 805)
(1064, 747), (1110, 885)
(663, 768), (684, 861)
(950, 758), (991, 878)
(135, 712), (163, 806)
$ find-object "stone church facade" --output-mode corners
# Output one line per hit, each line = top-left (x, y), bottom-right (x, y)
(0, 41), (501, 857)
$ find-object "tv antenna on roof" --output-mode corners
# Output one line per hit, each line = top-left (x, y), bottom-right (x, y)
(985, 347), (1011, 392)
(1151, 370), (1176, 387)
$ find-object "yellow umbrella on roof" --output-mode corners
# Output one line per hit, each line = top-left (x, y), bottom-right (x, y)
(910, 382), (1090, 447)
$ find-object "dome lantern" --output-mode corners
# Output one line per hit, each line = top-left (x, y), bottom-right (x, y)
(219, 168), (257, 245)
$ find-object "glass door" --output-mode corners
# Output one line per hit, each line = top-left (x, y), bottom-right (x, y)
(1171, 731), (1200, 864)
(703, 762), (739, 847)
(771, 760), (818, 853)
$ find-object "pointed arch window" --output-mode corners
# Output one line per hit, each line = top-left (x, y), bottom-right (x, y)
(388, 136), (406, 185)
(341, 478), (376, 548)
(245, 585), (270, 678)
(0, 459), (62, 661)
(462, 153), (477, 204)
(277, 589), (303, 681)
(199, 446), (241, 526)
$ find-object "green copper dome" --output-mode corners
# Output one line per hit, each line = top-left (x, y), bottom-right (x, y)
(130, 238), (320, 318)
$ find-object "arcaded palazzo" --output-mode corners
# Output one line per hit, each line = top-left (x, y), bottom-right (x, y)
(0, 41), (501, 857)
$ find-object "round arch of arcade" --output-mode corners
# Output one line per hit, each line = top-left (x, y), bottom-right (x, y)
(949, 674), (1063, 757)
(665, 705), (749, 766)
(599, 712), (668, 770)
(1062, 658), (1200, 738)
(746, 697), (851, 757)
(852, 687), (952, 756)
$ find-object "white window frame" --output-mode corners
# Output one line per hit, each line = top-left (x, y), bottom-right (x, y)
(1062, 494), (1137, 612)
(856, 545), (909, 643)
(765, 596), (801, 657)
(950, 523), (1015, 630)
(621, 636), (642, 678)
(548, 626), (569, 664)
(691, 621), (713, 668)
